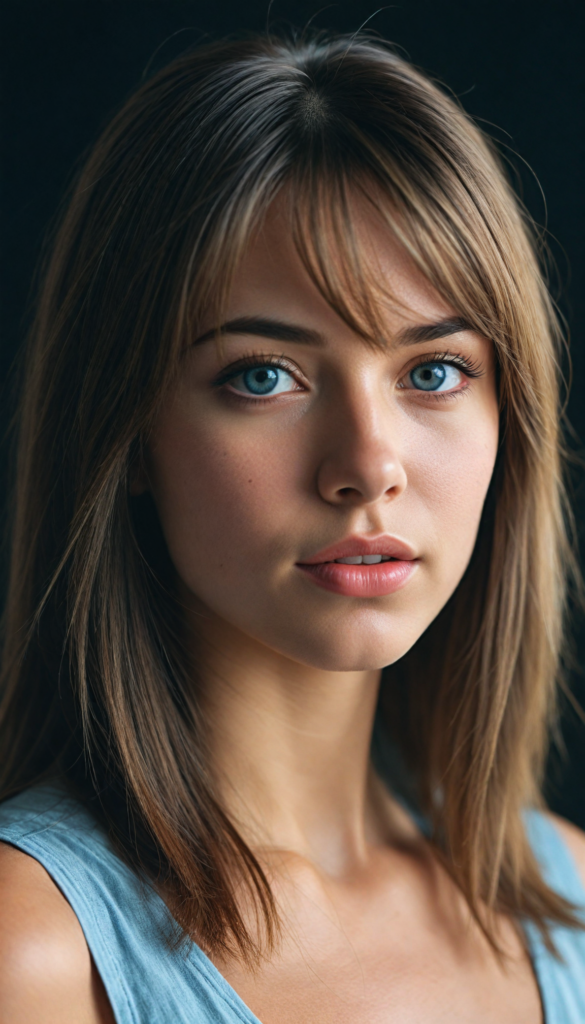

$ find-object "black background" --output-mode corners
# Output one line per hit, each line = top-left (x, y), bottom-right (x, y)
(1, 0), (584, 826)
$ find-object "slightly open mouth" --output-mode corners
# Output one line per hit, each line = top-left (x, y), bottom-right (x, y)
(329, 555), (398, 565)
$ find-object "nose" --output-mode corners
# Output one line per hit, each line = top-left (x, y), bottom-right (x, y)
(316, 386), (407, 507)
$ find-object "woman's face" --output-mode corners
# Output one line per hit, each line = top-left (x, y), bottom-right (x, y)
(146, 207), (499, 671)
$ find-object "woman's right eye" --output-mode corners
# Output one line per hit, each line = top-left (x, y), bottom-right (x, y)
(228, 365), (299, 397)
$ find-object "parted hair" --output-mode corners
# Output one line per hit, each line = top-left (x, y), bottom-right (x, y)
(0, 31), (581, 960)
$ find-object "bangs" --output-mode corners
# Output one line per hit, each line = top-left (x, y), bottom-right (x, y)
(181, 142), (527, 385)
(182, 163), (480, 364)
(289, 170), (412, 348)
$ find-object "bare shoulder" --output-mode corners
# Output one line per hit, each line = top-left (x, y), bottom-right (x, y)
(0, 842), (114, 1024)
(547, 812), (585, 887)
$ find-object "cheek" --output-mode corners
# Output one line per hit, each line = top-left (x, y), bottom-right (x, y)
(407, 405), (498, 579)
(146, 385), (499, 672)
(148, 409), (300, 586)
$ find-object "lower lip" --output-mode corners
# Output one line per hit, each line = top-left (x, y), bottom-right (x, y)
(297, 560), (418, 597)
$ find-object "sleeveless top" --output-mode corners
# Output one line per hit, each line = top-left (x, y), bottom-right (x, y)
(0, 784), (584, 1023)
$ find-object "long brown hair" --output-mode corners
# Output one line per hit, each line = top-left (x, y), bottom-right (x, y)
(0, 32), (580, 961)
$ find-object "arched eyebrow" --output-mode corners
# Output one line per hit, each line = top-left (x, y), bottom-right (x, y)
(193, 317), (324, 347)
(397, 316), (474, 345)
(192, 315), (474, 348)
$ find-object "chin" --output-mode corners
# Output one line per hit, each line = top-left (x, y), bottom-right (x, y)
(265, 617), (422, 673)
(296, 647), (409, 673)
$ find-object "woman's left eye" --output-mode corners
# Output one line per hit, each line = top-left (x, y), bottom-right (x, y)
(228, 365), (298, 397)
(407, 362), (464, 393)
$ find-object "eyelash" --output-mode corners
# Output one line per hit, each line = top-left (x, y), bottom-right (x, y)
(213, 352), (293, 384)
(399, 350), (484, 401)
(411, 350), (483, 379)
(212, 349), (484, 403)
(212, 353), (302, 404)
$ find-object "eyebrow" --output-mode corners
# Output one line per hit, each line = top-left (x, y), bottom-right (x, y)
(192, 314), (474, 348)
(193, 317), (325, 347)
(396, 316), (474, 346)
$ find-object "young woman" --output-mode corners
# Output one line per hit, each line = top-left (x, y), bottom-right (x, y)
(0, 31), (583, 1024)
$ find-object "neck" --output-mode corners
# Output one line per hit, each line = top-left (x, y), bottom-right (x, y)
(194, 609), (382, 874)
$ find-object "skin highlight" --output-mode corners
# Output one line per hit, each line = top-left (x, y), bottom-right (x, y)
(0, 845), (114, 1024)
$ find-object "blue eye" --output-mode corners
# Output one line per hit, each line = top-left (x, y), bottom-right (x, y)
(409, 362), (462, 392)
(230, 365), (297, 397)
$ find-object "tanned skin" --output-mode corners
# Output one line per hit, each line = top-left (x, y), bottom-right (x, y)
(0, 845), (114, 1024)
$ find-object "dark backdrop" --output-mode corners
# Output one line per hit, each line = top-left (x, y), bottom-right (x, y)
(1, 0), (584, 826)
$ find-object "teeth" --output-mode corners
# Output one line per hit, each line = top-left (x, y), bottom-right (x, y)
(334, 554), (391, 564)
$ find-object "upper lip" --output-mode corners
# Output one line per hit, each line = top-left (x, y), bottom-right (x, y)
(298, 535), (417, 565)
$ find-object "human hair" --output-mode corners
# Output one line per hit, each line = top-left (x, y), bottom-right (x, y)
(0, 31), (580, 962)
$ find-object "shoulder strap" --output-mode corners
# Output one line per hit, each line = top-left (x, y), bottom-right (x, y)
(0, 785), (260, 1024)
(523, 810), (585, 1023)
(525, 810), (585, 905)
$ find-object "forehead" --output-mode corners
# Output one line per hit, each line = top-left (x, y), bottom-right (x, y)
(225, 198), (459, 340)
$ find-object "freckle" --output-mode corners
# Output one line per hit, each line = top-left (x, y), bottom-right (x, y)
(248, 479), (252, 483)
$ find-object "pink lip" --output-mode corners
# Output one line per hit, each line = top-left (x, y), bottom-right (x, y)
(297, 534), (419, 598)
(300, 535), (416, 564)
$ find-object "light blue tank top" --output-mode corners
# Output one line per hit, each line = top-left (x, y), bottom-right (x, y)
(0, 784), (583, 1023)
